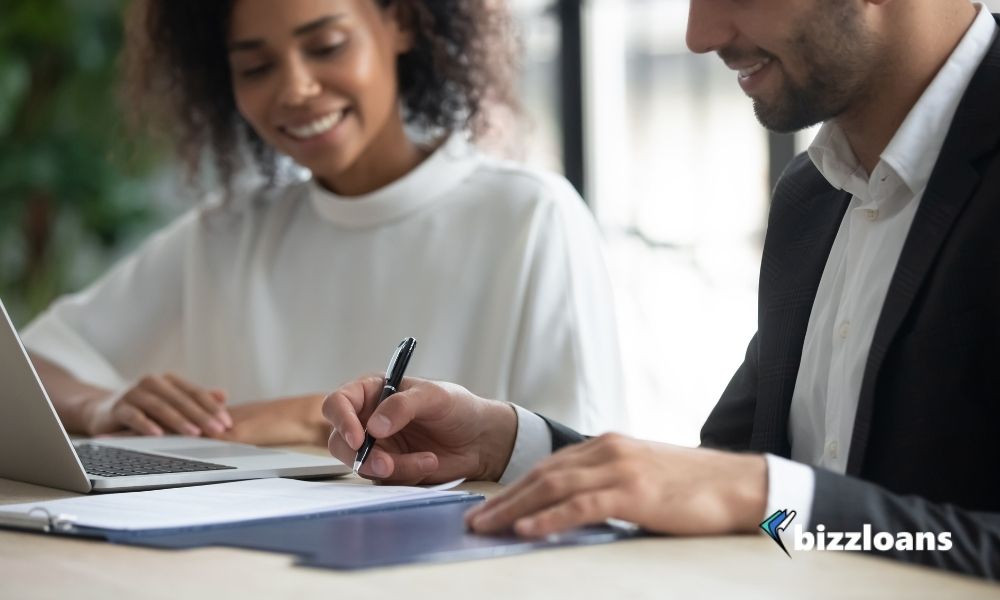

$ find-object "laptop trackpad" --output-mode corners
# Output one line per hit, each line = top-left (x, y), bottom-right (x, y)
(166, 445), (283, 459)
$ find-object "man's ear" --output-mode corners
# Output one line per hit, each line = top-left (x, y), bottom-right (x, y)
(384, 0), (417, 55)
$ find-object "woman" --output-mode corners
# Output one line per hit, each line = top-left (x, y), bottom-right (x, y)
(24, 0), (624, 448)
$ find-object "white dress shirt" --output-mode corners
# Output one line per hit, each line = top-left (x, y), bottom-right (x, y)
(503, 6), (999, 526)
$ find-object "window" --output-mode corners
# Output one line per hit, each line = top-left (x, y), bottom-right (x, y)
(511, 0), (565, 174)
(515, 0), (772, 444)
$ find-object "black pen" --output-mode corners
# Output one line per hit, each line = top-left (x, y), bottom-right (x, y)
(353, 337), (417, 475)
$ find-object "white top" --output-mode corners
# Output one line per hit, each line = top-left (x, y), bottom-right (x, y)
(766, 5), (998, 527)
(22, 135), (626, 435)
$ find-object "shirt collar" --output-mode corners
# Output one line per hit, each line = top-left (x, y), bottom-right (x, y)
(808, 4), (998, 199)
(308, 134), (480, 228)
(807, 124), (869, 198)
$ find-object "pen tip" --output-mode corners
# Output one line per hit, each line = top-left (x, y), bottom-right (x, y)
(352, 460), (361, 475)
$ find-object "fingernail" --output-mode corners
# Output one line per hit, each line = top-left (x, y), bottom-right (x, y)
(372, 457), (390, 478)
(418, 456), (436, 472)
(219, 412), (233, 428)
(368, 415), (391, 436)
(345, 431), (358, 449)
(515, 518), (536, 536)
(206, 419), (224, 434)
(185, 425), (201, 436)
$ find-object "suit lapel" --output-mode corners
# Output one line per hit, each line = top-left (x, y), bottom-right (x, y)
(750, 179), (850, 456)
(846, 18), (1000, 475)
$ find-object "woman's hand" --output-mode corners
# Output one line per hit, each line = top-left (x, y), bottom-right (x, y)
(82, 373), (232, 437)
(322, 376), (519, 485)
(216, 394), (331, 447)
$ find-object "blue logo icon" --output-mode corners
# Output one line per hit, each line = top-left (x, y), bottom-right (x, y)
(761, 509), (797, 557)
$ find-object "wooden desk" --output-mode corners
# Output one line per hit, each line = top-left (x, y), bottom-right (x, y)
(0, 469), (996, 598)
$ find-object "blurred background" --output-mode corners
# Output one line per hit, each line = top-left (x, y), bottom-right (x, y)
(0, 0), (166, 325)
(3, 0), (997, 445)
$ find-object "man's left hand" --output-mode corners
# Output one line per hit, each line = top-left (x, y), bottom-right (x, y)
(464, 433), (768, 538)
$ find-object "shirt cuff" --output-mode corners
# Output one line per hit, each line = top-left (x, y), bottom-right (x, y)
(498, 405), (553, 484)
(764, 454), (816, 530)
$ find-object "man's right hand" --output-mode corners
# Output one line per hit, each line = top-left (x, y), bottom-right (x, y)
(82, 373), (233, 437)
(323, 376), (518, 485)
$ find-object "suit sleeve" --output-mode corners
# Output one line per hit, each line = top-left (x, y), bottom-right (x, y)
(539, 414), (588, 453)
(700, 333), (759, 451)
(811, 468), (1000, 579)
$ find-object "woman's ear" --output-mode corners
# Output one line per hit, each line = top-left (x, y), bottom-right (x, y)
(383, 0), (417, 55)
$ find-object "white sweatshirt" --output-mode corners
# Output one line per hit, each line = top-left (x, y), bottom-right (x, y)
(22, 136), (626, 434)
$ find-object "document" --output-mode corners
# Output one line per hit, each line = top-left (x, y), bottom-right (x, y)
(0, 478), (466, 532)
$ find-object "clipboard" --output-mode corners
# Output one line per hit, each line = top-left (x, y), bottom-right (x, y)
(2, 495), (642, 570)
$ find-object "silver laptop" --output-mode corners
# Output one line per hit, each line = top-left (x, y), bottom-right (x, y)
(0, 298), (350, 493)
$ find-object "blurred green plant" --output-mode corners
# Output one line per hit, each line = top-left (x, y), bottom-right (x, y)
(0, 0), (165, 326)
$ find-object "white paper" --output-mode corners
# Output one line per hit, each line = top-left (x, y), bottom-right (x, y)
(0, 478), (465, 532)
(426, 478), (465, 491)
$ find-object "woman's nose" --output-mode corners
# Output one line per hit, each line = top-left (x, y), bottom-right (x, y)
(278, 58), (322, 107)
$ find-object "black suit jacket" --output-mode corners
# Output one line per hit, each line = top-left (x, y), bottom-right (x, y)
(547, 14), (1000, 579)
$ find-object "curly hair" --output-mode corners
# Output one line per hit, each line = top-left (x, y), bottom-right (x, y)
(122, 0), (520, 187)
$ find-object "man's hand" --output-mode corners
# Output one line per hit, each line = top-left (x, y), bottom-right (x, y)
(216, 394), (331, 447)
(322, 376), (518, 485)
(465, 433), (768, 538)
(82, 373), (232, 437)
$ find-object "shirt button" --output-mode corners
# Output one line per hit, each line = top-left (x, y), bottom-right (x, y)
(828, 440), (839, 459)
(865, 208), (879, 221)
(838, 321), (851, 339)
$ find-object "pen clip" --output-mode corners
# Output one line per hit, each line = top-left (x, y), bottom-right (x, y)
(384, 337), (416, 385)
(384, 342), (405, 379)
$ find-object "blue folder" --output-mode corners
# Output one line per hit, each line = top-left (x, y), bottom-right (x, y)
(101, 495), (641, 570)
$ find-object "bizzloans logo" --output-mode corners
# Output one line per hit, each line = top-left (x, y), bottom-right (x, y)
(760, 509), (797, 557)
(760, 509), (953, 557)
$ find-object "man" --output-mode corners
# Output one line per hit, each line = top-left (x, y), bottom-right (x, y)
(322, 0), (1000, 578)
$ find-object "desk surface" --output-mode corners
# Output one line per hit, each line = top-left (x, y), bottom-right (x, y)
(1, 455), (996, 599)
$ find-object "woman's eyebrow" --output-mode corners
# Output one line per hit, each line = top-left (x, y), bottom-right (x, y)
(228, 14), (345, 53)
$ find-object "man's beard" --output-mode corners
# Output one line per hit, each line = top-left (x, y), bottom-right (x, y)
(749, 2), (877, 133)
(750, 71), (855, 133)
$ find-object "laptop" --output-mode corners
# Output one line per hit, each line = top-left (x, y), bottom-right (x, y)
(0, 298), (350, 493)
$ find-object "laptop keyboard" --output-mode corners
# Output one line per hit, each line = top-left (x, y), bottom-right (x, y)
(75, 443), (237, 478)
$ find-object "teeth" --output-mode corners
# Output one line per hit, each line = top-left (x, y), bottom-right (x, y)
(738, 58), (771, 79)
(284, 111), (345, 139)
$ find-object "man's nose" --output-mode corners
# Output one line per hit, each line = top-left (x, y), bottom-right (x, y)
(686, 0), (738, 54)
(278, 57), (321, 106)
